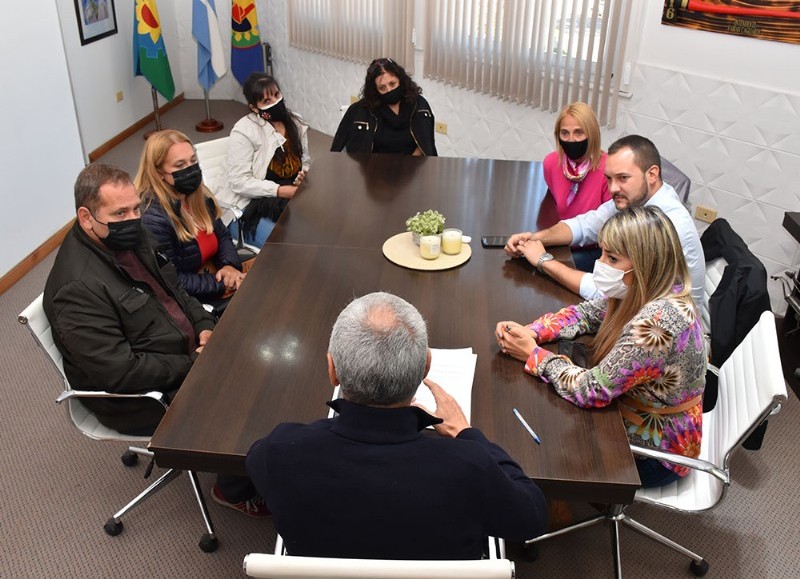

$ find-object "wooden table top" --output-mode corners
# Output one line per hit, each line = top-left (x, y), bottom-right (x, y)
(150, 152), (640, 504)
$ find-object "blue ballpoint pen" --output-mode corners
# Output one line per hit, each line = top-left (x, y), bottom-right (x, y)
(512, 408), (541, 444)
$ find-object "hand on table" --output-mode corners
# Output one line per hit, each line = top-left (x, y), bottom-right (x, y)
(412, 378), (470, 438)
(495, 321), (538, 363)
(196, 329), (213, 355)
(292, 170), (307, 187)
(504, 232), (533, 257)
(216, 265), (246, 294)
(519, 239), (547, 268)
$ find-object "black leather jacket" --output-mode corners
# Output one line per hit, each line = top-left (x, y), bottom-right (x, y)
(331, 95), (438, 156)
(43, 222), (215, 433)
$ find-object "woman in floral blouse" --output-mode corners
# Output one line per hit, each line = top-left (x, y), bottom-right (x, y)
(496, 206), (707, 488)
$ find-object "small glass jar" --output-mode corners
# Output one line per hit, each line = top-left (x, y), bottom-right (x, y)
(419, 235), (441, 260)
(441, 228), (463, 255)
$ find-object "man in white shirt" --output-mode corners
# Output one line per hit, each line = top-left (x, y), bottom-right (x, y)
(505, 134), (706, 313)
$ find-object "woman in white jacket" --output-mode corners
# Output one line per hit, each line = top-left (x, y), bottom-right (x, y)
(218, 73), (311, 247)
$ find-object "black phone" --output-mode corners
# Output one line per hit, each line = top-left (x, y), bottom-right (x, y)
(481, 236), (508, 248)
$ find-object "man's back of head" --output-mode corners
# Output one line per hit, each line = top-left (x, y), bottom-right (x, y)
(328, 292), (428, 406)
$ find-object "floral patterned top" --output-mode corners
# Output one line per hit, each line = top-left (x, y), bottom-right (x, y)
(524, 288), (707, 476)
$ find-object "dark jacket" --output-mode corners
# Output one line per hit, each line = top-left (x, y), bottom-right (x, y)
(331, 95), (438, 156)
(142, 195), (241, 300)
(246, 399), (547, 560)
(701, 218), (771, 413)
(43, 222), (215, 433)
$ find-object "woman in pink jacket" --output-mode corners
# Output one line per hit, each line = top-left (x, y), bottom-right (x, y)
(543, 102), (611, 271)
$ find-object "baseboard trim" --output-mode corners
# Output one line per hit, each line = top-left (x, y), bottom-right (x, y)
(88, 93), (186, 162)
(0, 220), (73, 297)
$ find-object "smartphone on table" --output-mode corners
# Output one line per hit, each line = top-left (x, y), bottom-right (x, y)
(480, 236), (508, 248)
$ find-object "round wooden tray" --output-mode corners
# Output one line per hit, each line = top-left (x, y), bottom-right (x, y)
(382, 232), (472, 271)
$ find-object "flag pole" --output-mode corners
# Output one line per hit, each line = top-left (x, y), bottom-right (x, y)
(196, 89), (224, 133)
(143, 86), (163, 140)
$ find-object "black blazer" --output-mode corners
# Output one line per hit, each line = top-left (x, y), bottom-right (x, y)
(701, 219), (771, 447)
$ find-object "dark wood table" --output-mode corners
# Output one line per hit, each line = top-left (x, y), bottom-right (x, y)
(151, 152), (640, 504)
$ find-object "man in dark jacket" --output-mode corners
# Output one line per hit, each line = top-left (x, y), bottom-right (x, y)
(246, 292), (547, 559)
(44, 163), (268, 517)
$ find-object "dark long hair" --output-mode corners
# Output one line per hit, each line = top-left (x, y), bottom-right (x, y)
(242, 73), (303, 160)
(361, 58), (422, 111)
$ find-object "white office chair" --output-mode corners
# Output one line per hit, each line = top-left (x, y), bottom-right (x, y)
(18, 293), (218, 552)
(194, 136), (260, 257)
(525, 311), (787, 577)
(660, 157), (691, 204)
(243, 534), (513, 578)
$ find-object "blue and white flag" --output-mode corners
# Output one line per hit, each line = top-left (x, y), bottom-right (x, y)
(192, 0), (227, 92)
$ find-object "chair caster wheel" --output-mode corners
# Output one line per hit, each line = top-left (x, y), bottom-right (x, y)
(521, 542), (540, 562)
(104, 518), (123, 536)
(690, 559), (709, 576)
(121, 450), (139, 467)
(199, 533), (219, 552)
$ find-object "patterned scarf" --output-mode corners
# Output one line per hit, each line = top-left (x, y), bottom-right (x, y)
(562, 154), (592, 206)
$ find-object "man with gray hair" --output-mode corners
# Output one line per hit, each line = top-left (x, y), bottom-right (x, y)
(246, 292), (547, 560)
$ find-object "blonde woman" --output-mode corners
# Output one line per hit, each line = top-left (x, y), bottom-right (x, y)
(496, 206), (706, 488)
(542, 102), (610, 271)
(136, 130), (245, 302)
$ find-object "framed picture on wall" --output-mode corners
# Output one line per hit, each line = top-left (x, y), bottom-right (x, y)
(74, 0), (118, 46)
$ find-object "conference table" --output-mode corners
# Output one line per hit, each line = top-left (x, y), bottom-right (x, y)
(150, 151), (640, 505)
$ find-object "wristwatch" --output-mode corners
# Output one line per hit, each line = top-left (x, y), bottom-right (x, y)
(536, 252), (554, 273)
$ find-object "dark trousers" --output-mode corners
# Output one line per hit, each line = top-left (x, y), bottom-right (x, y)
(636, 457), (681, 488)
(572, 246), (602, 273)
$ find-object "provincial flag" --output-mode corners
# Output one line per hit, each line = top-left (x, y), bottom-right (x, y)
(193, 0), (227, 92)
(231, 0), (265, 85)
(133, 0), (176, 101)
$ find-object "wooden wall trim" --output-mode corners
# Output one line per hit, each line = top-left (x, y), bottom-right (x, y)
(88, 93), (185, 162)
(0, 220), (73, 297)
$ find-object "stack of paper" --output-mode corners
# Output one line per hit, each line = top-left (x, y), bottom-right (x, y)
(413, 347), (477, 422)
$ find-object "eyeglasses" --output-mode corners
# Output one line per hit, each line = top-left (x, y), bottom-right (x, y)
(367, 57), (394, 75)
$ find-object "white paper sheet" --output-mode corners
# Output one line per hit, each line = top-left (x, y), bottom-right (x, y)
(412, 347), (477, 421)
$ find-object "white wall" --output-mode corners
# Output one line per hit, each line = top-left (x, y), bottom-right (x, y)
(0, 1), (84, 276)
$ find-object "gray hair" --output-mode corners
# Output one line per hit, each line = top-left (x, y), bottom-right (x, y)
(329, 292), (428, 406)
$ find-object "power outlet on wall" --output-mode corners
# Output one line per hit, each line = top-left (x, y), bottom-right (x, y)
(695, 205), (717, 223)
(115, 91), (124, 103)
(435, 122), (447, 135)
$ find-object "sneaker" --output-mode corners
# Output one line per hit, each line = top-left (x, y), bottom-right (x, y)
(211, 484), (272, 519)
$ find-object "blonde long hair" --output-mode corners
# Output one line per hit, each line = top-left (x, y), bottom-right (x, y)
(554, 102), (603, 171)
(592, 206), (692, 362)
(134, 130), (219, 243)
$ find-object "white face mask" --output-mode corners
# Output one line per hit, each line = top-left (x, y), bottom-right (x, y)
(593, 260), (633, 299)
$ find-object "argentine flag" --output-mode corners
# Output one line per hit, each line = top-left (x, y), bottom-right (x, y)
(193, 0), (227, 92)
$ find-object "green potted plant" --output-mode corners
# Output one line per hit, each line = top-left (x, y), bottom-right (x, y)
(406, 210), (446, 244)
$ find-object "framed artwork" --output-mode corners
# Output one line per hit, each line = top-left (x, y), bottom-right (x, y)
(662, 1), (800, 46)
(74, 0), (118, 46)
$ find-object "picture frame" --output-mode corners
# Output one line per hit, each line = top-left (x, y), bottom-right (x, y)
(74, 0), (118, 46)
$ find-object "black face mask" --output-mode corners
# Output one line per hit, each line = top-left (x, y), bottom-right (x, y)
(379, 86), (403, 105)
(171, 163), (203, 195)
(93, 217), (143, 251)
(559, 138), (589, 161)
(257, 98), (288, 122)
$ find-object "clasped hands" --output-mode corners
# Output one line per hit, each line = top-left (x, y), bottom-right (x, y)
(504, 232), (547, 268)
(495, 321), (539, 362)
(217, 265), (246, 295)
